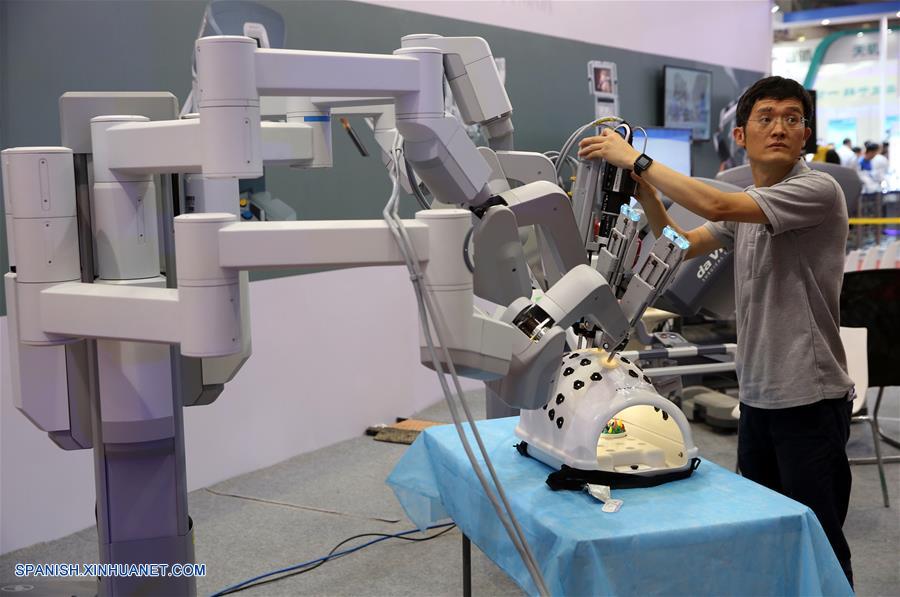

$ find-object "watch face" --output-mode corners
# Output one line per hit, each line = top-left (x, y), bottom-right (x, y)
(635, 155), (652, 171)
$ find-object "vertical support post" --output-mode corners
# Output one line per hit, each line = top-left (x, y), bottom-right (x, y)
(195, 36), (262, 179)
(462, 534), (472, 597)
(88, 118), (196, 597)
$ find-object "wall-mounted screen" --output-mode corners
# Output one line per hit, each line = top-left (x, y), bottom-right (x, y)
(663, 65), (712, 141)
(631, 127), (692, 176)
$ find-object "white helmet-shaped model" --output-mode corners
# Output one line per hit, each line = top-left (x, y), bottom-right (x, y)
(516, 347), (699, 487)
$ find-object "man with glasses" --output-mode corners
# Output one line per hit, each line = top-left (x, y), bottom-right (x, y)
(578, 76), (855, 587)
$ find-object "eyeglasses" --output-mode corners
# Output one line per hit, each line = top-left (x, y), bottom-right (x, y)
(748, 114), (807, 130)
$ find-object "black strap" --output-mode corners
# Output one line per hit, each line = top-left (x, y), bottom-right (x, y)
(515, 441), (701, 490)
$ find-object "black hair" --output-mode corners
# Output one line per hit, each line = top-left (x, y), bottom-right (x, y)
(825, 149), (841, 164)
(735, 76), (813, 128)
(864, 141), (880, 153)
(842, 138), (852, 146)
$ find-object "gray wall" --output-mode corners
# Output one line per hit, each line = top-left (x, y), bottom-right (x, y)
(0, 0), (763, 315)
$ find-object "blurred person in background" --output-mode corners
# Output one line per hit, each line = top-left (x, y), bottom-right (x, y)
(859, 141), (888, 193)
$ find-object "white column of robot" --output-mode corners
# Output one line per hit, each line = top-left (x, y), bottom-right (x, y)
(89, 116), (174, 440)
(180, 113), (241, 216)
(2, 147), (81, 433)
(415, 208), (476, 348)
(195, 36), (263, 180)
(173, 212), (243, 358)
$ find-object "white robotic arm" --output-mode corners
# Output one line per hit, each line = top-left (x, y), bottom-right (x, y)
(594, 203), (645, 292)
(619, 226), (690, 326)
(401, 34), (514, 150)
(482, 264), (630, 410)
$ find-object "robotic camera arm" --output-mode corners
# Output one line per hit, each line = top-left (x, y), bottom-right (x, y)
(401, 34), (514, 150)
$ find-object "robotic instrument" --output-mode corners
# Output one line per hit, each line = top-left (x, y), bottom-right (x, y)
(3, 28), (698, 597)
(512, 208), (701, 485)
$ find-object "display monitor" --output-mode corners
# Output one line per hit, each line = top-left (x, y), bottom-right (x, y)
(663, 65), (711, 141)
(631, 127), (692, 176)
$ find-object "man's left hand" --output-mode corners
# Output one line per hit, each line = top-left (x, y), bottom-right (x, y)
(577, 129), (641, 169)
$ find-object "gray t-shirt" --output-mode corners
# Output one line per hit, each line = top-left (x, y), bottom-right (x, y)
(703, 160), (853, 409)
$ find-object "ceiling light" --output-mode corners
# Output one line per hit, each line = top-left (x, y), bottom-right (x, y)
(771, 5), (779, 13)
(857, 32), (864, 37)
(821, 19), (831, 25)
(798, 35), (806, 42)
(896, 11), (900, 17)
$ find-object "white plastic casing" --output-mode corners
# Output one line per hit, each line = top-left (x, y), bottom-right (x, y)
(90, 116), (162, 281)
(96, 338), (175, 438)
(417, 208), (472, 321)
(418, 209), (472, 351)
(4, 272), (72, 432)
(3, 147), (80, 345)
(393, 47), (492, 207)
(401, 34), (512, 124)
(184, 175), (240, 216)
(174, 213), (242, 357)
(196, 36), (259, 108)
(90, 115), (151, 183)
(415, 209), (514, 379)
(286, 97), (332, 168)
(196, 36), (262, 178)
(91, 181), (160, 280)
(95, 276), (175, 440)
(199, 106), (263, 178)
(260, 121), (315, 166)
(392, 47), (444, 119)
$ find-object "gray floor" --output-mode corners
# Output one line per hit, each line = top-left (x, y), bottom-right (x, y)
(2, 388), (898, 596)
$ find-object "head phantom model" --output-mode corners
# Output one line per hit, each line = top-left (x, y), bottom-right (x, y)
(516, 349), (699, 486)
(514, 207), (700, 486)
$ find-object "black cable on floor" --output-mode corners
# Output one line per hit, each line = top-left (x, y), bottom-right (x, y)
(212, 523), (457, 596)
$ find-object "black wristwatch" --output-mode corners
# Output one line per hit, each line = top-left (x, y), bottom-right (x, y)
(633, 153), (653, 176)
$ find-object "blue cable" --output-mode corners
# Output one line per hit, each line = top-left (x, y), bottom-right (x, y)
(209, 522), (455, 596)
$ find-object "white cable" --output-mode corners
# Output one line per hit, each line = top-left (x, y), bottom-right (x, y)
(554, 117), (625, 185)
(382, 137), (549, 595)
(633, 126), (649, 155)
(382, 142), (533, 566)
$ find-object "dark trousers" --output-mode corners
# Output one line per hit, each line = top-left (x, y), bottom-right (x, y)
(738, 398), (854, 587)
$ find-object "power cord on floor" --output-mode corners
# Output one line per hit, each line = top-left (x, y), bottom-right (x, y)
(210, 522), (457, 596)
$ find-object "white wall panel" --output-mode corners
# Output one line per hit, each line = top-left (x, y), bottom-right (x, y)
(355, 0), (773, 73)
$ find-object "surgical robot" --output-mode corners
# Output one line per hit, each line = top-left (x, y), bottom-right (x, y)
(3, 32), (697, 596)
